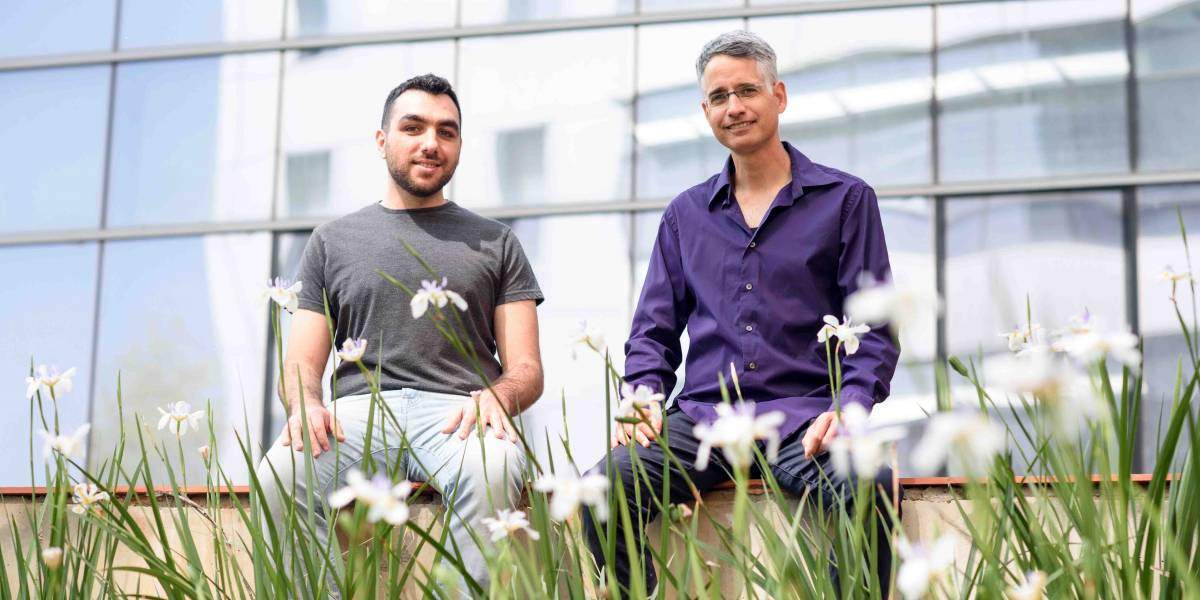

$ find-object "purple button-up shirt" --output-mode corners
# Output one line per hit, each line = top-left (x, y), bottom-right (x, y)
(625, 142), (900, 442)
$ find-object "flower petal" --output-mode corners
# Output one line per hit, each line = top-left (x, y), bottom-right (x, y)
(410, 294), (428, 319)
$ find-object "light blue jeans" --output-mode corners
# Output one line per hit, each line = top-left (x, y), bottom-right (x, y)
(256, 388), (526, 596)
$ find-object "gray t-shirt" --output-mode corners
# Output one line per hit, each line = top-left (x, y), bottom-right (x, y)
(296, 201), (543, 400)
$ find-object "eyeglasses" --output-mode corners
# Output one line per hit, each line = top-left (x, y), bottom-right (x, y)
(706, 84), (763, 107)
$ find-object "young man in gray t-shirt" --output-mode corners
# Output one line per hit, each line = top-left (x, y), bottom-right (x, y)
(256, 74), (544, 594)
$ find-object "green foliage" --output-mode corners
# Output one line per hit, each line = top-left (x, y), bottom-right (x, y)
(6, 241), (1198, 599)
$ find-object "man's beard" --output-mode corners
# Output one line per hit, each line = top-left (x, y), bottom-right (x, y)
(387, 156), (455, 198)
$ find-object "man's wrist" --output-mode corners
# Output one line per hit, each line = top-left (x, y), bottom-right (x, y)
(289, 397), (326, 414)
(480, 388), (516, 414)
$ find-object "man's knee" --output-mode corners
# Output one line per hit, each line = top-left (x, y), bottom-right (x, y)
(256, 445), (308, 505)
(455, 437), (526, 500)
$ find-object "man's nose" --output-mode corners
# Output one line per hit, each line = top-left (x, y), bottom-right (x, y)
(725, 93), (747, 116)
(418, 131), (440, 153)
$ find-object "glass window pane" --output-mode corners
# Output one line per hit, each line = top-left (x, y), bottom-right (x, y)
(462, 0), (632, 25)
(945, 191), (1126, 358)
(107, 54), (279, 227)
(0, 243), (97, 485)
(945, 190), (1125, 474)
(1133, 0), (1200, 171)
(751, 8), (933, 186)
(936, 0), (1129, 182)
(278, 42), (455, 219)
(872, 197), (937, 471)
(510, 214), (630, 470)
(91, 234), (271, 484)
(1137, 184), (1200, 468)
(0, 66), (108, 234)
(286, 0), (455, 37)
(761, 9), (932, 184)
(0, 1), (116, 59)
(635, 20), (742, 200)
(456, 29), (634, 208)
(118, 0), (284, 48)
(878, 199), (937, 392)
(641, 0), (740, 12)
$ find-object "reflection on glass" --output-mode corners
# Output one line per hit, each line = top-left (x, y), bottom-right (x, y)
(0, 243), (97, 485)
(870, 198), (937, 470)
(945, 191), (1124, 474)
(1137, 184), (1200, 468)
(946, 191), (1125, 357)
(937, 0), (1129, 182)
(107, 54), (279, 227)
(509, 214), (630, 470)
(1134, 0), (1200, 171)
(0, 1), (116, 58)
(462, 0), (632, 25)
(456, 28), (633, 208)
(633, 210), (663, 293)
(878, 198), (937, 362)
(119, 0), (284, 48)
(0, 66), (108, 234)
(286, 0), (454, 37)
(91, 234), (271, 484)
(278, 42), (455, 219)
(752, 7), (933, 186)
(641, 0), (740, 12)
(635, 20), (741, 200)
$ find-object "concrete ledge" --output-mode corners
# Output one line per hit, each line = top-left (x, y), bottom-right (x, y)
(0, 475), (1168, 597)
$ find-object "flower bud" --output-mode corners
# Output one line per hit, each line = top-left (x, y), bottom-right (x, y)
(42, 547), (63, 569)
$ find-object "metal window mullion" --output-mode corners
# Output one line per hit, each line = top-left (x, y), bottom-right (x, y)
(84, 0), (124, 468)
(931, 3), (946, 365)
(629, 19), (641, 316)
(258, 0), (292, 458)
(934, 195), (947, 362)
(0, 0), (996, 73)
(261, 234), (283, 449)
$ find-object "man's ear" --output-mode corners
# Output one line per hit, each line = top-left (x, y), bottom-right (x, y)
(374, 129), (386, 157)
(773, 79), (788, 113)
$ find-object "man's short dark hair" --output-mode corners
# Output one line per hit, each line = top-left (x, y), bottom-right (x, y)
(380, 74), (462, 130)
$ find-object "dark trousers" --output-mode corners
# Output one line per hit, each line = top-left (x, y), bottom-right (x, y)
(582, 406), (897, 597)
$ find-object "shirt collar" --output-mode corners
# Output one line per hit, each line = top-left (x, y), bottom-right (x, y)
(708, 141), (840, 210)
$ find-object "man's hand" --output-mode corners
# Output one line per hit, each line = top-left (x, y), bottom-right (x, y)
(611, 405), (663, 449)
(279, 403), (345, 458)
(442, 390), (519, 442)
(802, 410), (842, 459)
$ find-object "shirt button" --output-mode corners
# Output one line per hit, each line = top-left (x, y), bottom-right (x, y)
(749, 241), (757, 248)
(744, 324), (753, 332)
(745, 283), (753, 291)
(747, 362), (758, 371)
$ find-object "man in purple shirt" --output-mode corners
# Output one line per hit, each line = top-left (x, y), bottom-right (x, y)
(583, 31), (900, 596)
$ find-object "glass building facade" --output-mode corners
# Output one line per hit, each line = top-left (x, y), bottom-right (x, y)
(3, 0), (1199, 483)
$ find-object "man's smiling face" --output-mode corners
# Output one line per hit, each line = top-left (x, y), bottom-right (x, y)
(379, 90), (462, 198)
(700, 55), (787, 155)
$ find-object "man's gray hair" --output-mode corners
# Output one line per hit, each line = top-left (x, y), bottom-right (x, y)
(695, 30), (779, 88)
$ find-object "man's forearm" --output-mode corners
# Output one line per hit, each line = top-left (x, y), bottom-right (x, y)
(488, 361), (543, 415)
(279, 361), (325, 413)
